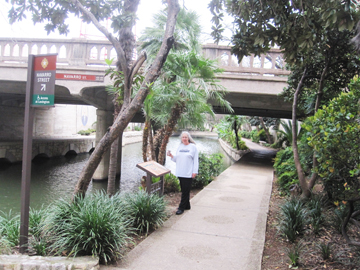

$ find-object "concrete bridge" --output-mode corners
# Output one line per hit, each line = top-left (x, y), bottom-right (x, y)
(0, 37), (290, 179)
(0, 136), (95, 164)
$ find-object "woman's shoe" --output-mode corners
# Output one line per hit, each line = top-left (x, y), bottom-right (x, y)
(176, 209), (184, 215)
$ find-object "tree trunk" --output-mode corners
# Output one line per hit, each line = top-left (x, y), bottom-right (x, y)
(234, 120), (240, 150)
(308, 61), (329, 190)
(292, 68), (311, 198)
(259, 117), (273, 144)
(158, 102), (184, 165)
(73, 0), (180, 198)
(142, 120), (150, 161)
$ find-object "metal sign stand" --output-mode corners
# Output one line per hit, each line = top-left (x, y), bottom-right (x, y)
(20, 54), (57, 253)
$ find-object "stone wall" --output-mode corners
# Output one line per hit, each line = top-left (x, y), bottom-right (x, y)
(0, 255), (99, 270)
(218, 138), (250, 161)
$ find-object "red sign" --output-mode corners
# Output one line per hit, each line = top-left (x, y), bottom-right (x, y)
(56, 73), (104, 82)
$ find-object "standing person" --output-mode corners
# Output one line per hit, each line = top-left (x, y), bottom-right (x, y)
(167, 131), (199, 215)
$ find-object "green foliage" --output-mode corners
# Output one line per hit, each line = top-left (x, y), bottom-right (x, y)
(192, 153), (224, 189)
(307, 196), (324, 234)
(77, 128), (95, 136)
(250, 130), (259, 143)
(7, 0), (137, 36)
(274, 148), (299, 194)
(239, 130), (251, 139)
(134, 126), (142, 131)
(0, 211), (19, 247)
(304, 77), (360, 200)
(43, 192), (132, 264)
(123, 191), (167, 235)
(0, 236), (11, 254)
(216, 117), (248, 150)
(164, 173), (180, 193)
(279, 197), (307, 242)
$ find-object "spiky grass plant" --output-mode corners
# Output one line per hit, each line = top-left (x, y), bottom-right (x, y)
(43, 192), (133, 264)
(317, 241), (332, 260)
(0, 236), (11, 254)
(331, 204), (349, 234)
(285, 242), (303, 267)
(307, 196), (324, 234)
(124, 190), (167, 235)
(0, 210), (20, 247)
(279, 197), (307, 242)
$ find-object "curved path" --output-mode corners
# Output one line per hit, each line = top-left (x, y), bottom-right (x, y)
(103, 141), (277, 270)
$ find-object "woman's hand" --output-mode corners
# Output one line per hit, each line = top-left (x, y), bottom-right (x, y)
(167, 150), (173, 158)
(192, 173), (197, 179)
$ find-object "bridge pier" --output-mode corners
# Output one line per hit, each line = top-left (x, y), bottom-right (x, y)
(92, 109), (123, 181)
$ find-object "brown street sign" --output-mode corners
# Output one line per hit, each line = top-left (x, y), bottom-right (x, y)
(31, 55), (57, 106)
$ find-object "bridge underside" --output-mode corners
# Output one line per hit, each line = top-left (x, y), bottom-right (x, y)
(0, 81), (292, 120)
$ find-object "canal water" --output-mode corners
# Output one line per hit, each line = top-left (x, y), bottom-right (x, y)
(0, 136), (233, 213)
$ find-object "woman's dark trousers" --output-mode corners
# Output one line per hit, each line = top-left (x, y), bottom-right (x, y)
(178, 177), (193, 210)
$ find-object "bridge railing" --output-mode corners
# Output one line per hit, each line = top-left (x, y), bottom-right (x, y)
(0, 38), (289, 76)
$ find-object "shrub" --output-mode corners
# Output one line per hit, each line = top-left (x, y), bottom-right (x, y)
(250, 130), (260, 143)
(43, 192), (132, 264)
(239, 130), (251, 139)
(134, 126), (142, 131)
(273, 148), (299, 194)
(278, 197), (307, 242)
(0, 236), (11, 254)
(0, 211), (20, 247)
(192, 153), (224, 189)
(330, 204), (349, 234)
(164, 173), (180, 193)
(123, 191), (167, 235)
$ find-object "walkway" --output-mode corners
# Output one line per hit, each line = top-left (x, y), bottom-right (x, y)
(102, 140), (276, 270)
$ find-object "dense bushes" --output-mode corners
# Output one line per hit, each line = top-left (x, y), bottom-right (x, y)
(192, 153), (224, 189)
(273, 147), (299, 195)
(0, 191), (168, 264)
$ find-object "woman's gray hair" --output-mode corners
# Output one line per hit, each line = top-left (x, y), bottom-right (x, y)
(180, 131), (196, 144)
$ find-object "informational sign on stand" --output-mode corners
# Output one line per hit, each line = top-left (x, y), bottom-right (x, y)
(31, 55), (57, 106)
(136, 160), (171, 195)
(20, 54), (57, 253)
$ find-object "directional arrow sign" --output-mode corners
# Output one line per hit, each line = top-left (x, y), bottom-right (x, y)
(31, 55), (56, 106)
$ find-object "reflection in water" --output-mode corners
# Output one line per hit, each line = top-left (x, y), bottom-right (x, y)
(0, 136), (232, 213)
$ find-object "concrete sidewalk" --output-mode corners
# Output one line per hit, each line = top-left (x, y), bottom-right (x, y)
(103, 141), (276, 270)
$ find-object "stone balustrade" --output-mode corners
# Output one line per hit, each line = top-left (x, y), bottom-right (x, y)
(0, 38), (289, 76)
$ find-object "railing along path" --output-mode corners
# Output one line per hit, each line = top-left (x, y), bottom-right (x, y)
(0, 37), (290, 76)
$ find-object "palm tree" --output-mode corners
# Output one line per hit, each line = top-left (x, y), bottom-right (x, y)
(145, 50), (233, 164)
(139, 8), (232, 164)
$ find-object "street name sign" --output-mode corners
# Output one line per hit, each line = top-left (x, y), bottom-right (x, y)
(32, 55), (57, 106)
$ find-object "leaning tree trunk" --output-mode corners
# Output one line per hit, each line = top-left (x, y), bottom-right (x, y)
(233, 119), (240, 150)
(73, 0), (180, 198)
(308, 60), (329, 190)
(158, 102), (185, 165)
(107, 102), (121, 196)
(292, 68), (311, 198)
(142, 120), (151, 161)
(259, 117), (273, 144)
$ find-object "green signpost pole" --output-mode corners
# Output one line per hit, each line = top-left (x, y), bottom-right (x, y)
(20, 54), (57, 253)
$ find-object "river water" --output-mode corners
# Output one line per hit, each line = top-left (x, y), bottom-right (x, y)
(0, 136), (233, 213)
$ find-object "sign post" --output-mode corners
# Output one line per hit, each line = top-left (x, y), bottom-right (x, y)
(20, 54), (56, 253)
(136, 161), (171, 196)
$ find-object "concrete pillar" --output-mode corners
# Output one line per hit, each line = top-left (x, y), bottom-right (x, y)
(92, 109), (113, 181)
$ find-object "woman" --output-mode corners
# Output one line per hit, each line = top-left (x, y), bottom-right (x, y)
(167, 131), (199, 215)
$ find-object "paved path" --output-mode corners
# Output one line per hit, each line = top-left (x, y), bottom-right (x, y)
(102, 140), (276, 270)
